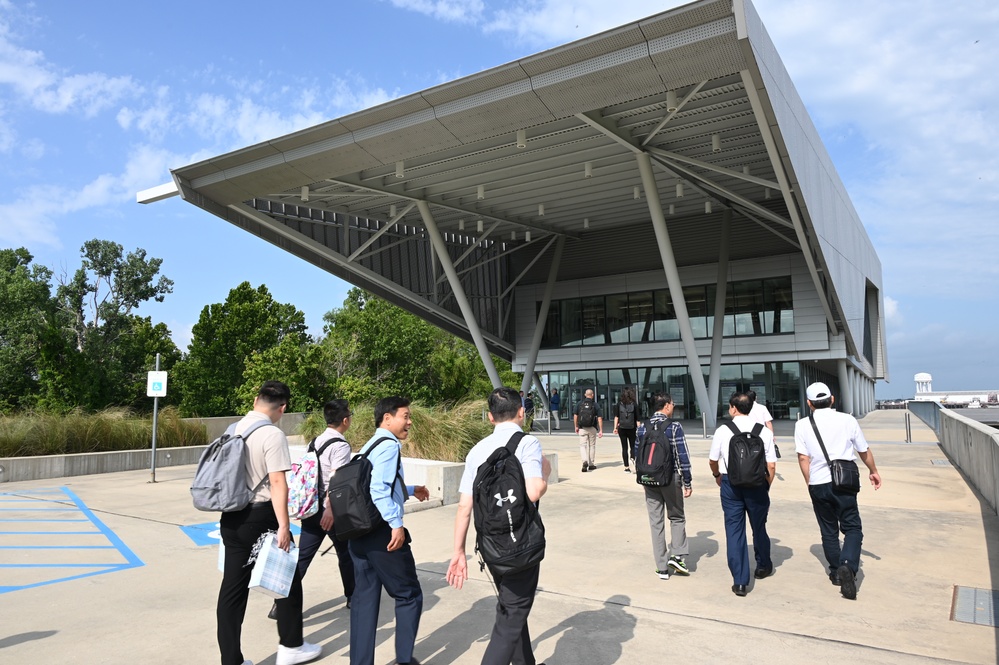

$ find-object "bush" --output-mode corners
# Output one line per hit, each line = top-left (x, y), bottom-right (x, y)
(297, 400), (491, 463)
(0, 407), (206, 458)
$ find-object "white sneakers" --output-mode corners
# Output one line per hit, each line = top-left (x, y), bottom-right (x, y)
(276, 641), (322, 665)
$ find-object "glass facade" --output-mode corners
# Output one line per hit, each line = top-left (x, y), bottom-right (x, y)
(545, 361), (802, 423)
(541, 276), (794, 348)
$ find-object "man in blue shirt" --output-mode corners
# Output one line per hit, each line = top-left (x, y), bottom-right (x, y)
(348, 396), (429, 665)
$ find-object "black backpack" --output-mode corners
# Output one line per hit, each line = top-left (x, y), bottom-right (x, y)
(472, 432), (546, 576)
(328, 437), (399, 540)
(618, 402), (636, 429)
(724, 421), (768, 488)
(577, 399), (597, 428)
(635, 418), (676, 486)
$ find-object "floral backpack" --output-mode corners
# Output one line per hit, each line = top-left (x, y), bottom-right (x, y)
(286, 438), (337, 520)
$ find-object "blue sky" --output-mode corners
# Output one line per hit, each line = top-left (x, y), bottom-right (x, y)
(1, 0), (996, 398)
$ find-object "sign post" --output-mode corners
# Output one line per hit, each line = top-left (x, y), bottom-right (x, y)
(147, 356), (168, 483)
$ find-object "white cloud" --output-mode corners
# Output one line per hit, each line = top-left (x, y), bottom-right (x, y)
(883, 296), (901, 326)
(389, 0), (485, 23)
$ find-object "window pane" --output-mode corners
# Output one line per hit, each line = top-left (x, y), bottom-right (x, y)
(560, 299), (582, 347)
(605, 294), (629, 344)
(733, 280), (764, 336)
(683, 285), (708, 338)
(763, 277), (794, 334)
(581, 296), (606, 345)
(628, 291), (654, 343)
(653, 290), (679, 341)
(541, 301), (560, 348)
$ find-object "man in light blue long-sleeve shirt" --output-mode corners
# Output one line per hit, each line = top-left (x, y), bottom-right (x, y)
(348, 396), (429, 665)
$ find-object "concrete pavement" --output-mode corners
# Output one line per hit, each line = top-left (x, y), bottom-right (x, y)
(0, 410), (997, 664)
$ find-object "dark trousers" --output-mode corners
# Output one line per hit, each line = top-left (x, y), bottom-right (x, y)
(481, 564), (540, 665)
(218, 503), (304, 665)
(298, 512), (355, 599)
(348, 523), (423, 665)
(719, 476), (772, 586)
(617, 428), (637, 466)
(808, 482), (864, 574)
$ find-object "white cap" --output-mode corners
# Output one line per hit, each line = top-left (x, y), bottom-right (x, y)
(806, 382), (832, 401)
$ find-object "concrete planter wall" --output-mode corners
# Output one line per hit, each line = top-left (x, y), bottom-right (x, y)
(0, 445), (208, 484)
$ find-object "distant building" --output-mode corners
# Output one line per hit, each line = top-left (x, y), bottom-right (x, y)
(911, 372), (998, 407)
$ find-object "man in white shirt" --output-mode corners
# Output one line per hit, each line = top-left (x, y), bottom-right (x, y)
(708, 392), (778, 597)
(447, 387), (551, 665)
(747, 390), (778, 457)
(794, 382), (882, 601)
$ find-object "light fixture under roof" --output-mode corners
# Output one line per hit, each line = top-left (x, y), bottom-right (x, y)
(516, 129), (527, 149)
(300, 185), (309, 202)
(389, 204), (397, 218)
(668, 204), (675, 215)
(477, 185), (485, 200)
(584, 161), (593, 178)
(712, 134), (721, 153)
(476, 219), (483, 233)
(525, 231), (532, 242)
(666, 89), (678, 112)
(583, 218), (590, 229)
(511, 231), (516, 240)
(459, 219), (465, 231)
(676, 181), (684, 198)
(705, 201), (712, 214)
(395, 161), (404, 178)
(633, 186), (640, 200)
(765, 187), (772, 199)
(743, 165), (751, 175)
(538, 204), (545, 216)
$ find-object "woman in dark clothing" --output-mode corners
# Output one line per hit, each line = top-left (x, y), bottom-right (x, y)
(613, 387), (640, 472)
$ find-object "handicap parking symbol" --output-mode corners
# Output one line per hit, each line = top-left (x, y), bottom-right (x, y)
(180, 521), (300, 546)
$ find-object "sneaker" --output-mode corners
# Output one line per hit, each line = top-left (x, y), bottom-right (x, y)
(837, 564), (857, 600)
(346, 597), (352, 609)
(655, 569), (670, 580)
(588, 464), (596, 471)
(667, 555), (689, 576)
(581, 463), (588, 473)
(276, 641), (322, 665)
(624, 467), (631, 473)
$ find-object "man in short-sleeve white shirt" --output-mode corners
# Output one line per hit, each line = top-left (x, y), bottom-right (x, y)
(747, 390), (777, 457)
(794, 382), (882, 601)
(708, 392), (777, 597)
(447, 387), (551, 665)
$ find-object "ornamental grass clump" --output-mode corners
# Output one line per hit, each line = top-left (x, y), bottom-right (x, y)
(0, 407), (206, 458)
(296, 400), (490, 463)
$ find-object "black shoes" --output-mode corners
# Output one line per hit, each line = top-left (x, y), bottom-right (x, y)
(829, 571), (841, 586)
(754, 567), (773, 579)
(268, 601), (278, 620)
(346, 597), (352, 609)
(732, 584), (748, 597)
(837, 564), (857, 600)
(581, 463), (588, 472)
(588, 464), (596, 471)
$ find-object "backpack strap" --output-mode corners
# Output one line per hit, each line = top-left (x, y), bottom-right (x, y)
(504, 431), (527, 456)
(723, 420), (741, 437)
(359, 436), (404, 496)
(750, 422), (764, 437)
(236, 419), (276, 441)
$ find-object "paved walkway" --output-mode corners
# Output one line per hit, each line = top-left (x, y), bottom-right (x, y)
(1, 410), (996, 664)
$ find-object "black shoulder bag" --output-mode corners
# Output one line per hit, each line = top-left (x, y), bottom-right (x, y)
(808, 415), (861, 495)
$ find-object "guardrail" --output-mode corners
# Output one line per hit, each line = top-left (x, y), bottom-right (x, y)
(908, 400), (999, 515)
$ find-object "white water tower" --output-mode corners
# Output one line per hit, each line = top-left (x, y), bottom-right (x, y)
(914, 372), (933, 394)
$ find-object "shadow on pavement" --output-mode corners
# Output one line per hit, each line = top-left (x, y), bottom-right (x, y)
(533, 594), (636, 664)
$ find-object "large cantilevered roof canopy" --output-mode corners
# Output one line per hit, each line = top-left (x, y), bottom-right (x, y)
(159, 0), (886, 385)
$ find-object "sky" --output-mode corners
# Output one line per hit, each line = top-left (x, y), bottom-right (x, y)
(0, 0), (996, 398)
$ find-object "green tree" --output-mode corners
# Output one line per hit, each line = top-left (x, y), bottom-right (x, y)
(52, 239), (176, 410)
(176, 282), (308, 417)
(0, 248), (58, 411)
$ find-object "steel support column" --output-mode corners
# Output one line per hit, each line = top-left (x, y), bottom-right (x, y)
(636, 152), (711, 421)
(706, 209), (732, 430)
(838, 359), (853, 415)
(417, 200), (503, 388)
(521, 236), (565, 395)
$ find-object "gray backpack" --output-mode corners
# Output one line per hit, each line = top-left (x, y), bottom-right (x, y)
(191, 420), (274, 512)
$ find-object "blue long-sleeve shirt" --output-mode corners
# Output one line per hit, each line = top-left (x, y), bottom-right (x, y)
(359, 428), (416, 530)
(649, 412), (692, 488)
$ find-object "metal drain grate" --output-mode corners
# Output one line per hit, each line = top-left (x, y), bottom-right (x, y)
(952, 586), (999, 626)
(930, 459), (952, 466)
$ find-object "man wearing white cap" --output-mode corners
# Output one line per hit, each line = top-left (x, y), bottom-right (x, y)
(794, 382), (882, 600)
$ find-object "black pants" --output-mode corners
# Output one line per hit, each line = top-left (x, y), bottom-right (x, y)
(618, 428), (637, 466)
(481, 564), (540, 665)
(218, 502), (304, 665)
(808, 482), (864, 574)
(297, 512), (355, 599)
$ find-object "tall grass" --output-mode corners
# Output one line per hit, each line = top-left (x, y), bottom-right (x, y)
(298, 400), (492, 463)
(0, 407), (206, 458)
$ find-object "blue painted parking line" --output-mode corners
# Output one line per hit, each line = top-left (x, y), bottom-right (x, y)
(0, 486), (143, 594)
(180, 520), (300, 546)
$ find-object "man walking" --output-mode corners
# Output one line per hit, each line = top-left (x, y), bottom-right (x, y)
(747, 390), (778, 457)
(269, 398), (355, 620)
(573, 388), (603, 472)
(641, 393), (692, 579)
(794, 382), (882, 600)
(708, 393), (777, 597)
(217, 381), (321, 665)
(549, 389), (560, 430)
(447, 387), (551, 665)
(349, 396), (430, 665)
